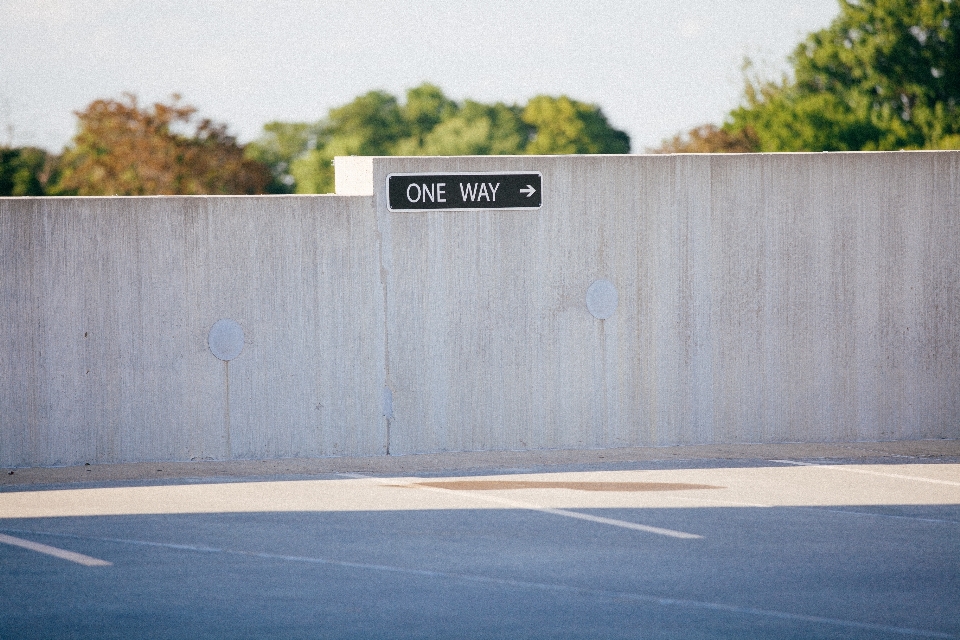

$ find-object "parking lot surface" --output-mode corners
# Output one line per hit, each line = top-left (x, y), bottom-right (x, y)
(2, 450), (959, 639)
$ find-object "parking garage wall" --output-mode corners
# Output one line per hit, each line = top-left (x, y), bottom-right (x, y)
(2, 152), (957, 467)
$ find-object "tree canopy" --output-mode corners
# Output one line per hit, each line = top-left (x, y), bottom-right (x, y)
(4, 86), (629, 196)
(650, 124), (760, 154)
(248, 84), (631, 194)
(54, 94), (271, 195)
(0, 146), (53, 196)
(654, 0), (960, 153)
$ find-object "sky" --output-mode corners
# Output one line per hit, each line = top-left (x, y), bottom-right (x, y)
(1, 0), (840, 153)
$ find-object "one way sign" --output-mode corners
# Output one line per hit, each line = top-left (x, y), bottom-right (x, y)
(387, 172), (542, 211)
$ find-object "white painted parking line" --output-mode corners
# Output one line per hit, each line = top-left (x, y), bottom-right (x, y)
(772, 460), (960, 486)
(356, 476), (704, 539)
(0, 533), (112, 566)
(2, 528), (952, 638)
(526, 505), (703, 538)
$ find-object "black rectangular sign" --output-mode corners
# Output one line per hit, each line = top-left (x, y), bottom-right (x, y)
(387, 172), (542, 211)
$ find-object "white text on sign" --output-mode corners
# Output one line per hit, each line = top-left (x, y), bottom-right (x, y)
(459, 182), (500, 202)
(405, 182), (503, 204)
(406, 182), (448, 203)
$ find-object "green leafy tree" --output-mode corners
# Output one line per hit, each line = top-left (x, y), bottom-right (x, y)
(0, 146), (55, 196)
(731, 0), (960, 151)
(414, 101), (531, 156)
(289, 149), (332, 194)
(658, 0), (960, 152)
(322, 90), (409, 157)
(398, 83), (459, 152)
(54, 94), (271, 195)
(288, 90), (409, 194)
(244, 121), (321, 193)
(728, 76), (886, 151)
(255, 84), (631, 193)
(522, 95), (630, 154)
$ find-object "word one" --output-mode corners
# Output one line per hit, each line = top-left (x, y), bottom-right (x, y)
(387, 172), (542, 211)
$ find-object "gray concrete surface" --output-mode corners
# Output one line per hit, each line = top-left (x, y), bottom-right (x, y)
(1, 195), (386, 467)
(4, 439), (959, 487)
(2, 152), (959, 467)
(367, 152), (960, 454)
(1, 453), (958, 639)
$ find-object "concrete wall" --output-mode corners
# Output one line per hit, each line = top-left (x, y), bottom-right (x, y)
(1, 196), (386, 466)
(370, 153), (960, 454)
(2, 152), (958, 466)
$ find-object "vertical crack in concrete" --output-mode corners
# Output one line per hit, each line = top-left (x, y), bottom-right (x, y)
(224, 360), (232, 459)
(376, 186), (393, 456)
(599, 318), (608, 447)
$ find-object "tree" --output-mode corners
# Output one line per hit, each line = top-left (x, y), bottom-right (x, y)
(659, 0), (960, 152)
(244, 121), (321, 193)
(0, 146), (55, 196)
(284, 90), (408, 194)
(289, 149), (333, 195)
(649, 124), (760, 153)
(54, 94), (271, 195)
(322, 91), (409, 157)
(250, 84), (632, 193)
(398, 83), (459, 152)
(736, 0), (960, 151)
(727, 75), (887, 151)
(414, 101), (531, 156)
(522, 96), (630, 155)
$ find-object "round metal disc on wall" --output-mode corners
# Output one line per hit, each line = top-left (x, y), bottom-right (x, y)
(208, 319), (244, 361)
(586, 279), (618, 319)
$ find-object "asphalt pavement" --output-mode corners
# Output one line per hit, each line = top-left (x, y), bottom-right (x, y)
(1, 452), (958, 639)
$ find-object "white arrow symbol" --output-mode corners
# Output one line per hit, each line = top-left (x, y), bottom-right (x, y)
(520, 185), (536, 197)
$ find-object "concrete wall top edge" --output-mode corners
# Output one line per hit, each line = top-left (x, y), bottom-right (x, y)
(336, 150), (960, 195)
(339, 150), (960, 160)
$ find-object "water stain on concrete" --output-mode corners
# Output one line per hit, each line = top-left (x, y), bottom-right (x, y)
(408, 481), (723, 492)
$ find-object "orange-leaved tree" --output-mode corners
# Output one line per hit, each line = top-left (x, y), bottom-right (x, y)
(649, 124), (760, 153)
(54, 94), (270, 195)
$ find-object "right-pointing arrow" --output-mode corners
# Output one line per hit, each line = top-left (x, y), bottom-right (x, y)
(520, 184), (536, 197)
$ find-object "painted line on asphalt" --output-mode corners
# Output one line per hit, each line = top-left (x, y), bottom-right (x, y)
(0, 527), (952, 638)
(340, 474), (701, 539)
(510, 503), (702, 539)
(415, 481), (704, 538)
(771, 460), (960, 486)
(0, 532), (112, 566)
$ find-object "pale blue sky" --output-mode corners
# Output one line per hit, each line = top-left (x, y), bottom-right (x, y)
(1, 0), (840, 152)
